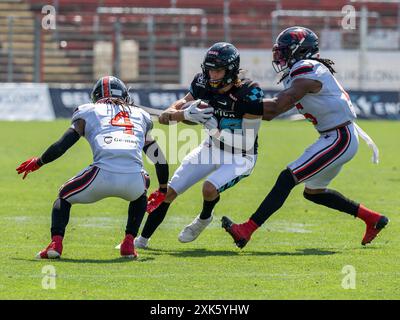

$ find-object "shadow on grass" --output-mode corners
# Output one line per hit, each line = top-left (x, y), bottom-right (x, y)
(144, 247), (338, 257)
(11, 256), (155, 264)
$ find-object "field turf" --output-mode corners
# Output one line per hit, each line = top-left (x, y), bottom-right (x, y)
(0, 120), (398, 299)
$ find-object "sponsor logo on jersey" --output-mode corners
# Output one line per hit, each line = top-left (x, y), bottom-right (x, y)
(104, 136), (113, 144)
(229, 94), (238, 101)
(215, 109), (236, 118)
(114, 137), (136, 144)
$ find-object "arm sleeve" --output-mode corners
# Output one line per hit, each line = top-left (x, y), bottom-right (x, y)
(143, 140), (169, 185)
(39, 128), (81, 165)
(215, 118), (261, 152)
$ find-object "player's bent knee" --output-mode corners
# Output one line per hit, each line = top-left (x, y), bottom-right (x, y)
(202, 182), (218, 199)
(53, 198), (71, 210)
(303, 189), (326, 202)
(303, 188), (326, 199)
(276, 169), (297, 190)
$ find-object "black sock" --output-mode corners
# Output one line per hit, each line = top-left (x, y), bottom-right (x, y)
(303, 189), (359, 217)
(125, 193), (147, 236)
(51, 198), (71, 237)
(200, 196), (220, 220)
(141, 202), (171, 238)
(250, 169), (296, 226)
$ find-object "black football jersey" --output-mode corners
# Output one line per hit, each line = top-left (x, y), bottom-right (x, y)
(189, 73), (264, 154)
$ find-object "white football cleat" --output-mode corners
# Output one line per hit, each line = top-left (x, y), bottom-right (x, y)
(134, 235), (149, 249)
(178, 214), (213, 243)
(115, 235), (149, 249)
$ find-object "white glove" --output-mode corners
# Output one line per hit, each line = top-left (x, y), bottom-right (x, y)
(203, 116), (218, 131)
(183, 100), (214, 124)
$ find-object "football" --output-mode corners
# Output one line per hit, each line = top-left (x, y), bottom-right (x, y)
(181, 100), (210, 110)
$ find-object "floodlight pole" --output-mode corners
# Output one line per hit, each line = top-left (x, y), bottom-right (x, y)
(224, 0), (230, 43)
(359, 5), (368, 90)
(7, 16), (14, 82)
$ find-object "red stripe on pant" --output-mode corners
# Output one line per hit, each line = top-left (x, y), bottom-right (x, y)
(293, 126), (351, 183)
(293, 129), (342, 175)
(59, 166), (99, 199)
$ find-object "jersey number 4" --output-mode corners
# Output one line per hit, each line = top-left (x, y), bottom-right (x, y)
(110, 111), (134, 135)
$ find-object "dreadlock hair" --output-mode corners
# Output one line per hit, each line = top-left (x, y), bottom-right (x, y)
(309, 57), (336, 74)
(96, 97), (132, 114)
(277, 57), (336, 84)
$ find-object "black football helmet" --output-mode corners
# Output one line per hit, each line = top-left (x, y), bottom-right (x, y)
(201, 42), (240, 90)
(91, 76), (131, 104)
(272, 26), (319, 73)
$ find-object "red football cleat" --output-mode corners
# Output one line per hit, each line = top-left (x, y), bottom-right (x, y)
(36, 235), (63, 259)
(120, 234), (138, 259)
(361, 215), (389, 246)
(146, 189), (166, 214)
(221, 216), (258, 249)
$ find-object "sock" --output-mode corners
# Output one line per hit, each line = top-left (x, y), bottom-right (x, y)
(159, 187), (168, 193)
(242, 219), (259, 236)
(250, 169), (296, 226)
(125, 194), (147, 237)
(200, 196), (220, 220)
(51, 198), (71, 238)
(357, 204), (381, 224)
(303, 189), (359, 217)
(52, 235), (63, 243)
(141, 202), (171, 239)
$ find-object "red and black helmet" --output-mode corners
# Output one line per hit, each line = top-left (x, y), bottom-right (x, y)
(201, 42), (240, 90)
(272, 26), (319, 73)
(91, 76), (131, 104)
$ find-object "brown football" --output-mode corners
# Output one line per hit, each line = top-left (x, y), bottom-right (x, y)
(181, 100), (210, 110)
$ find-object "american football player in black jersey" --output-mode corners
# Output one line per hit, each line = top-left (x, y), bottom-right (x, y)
(133, 42), (264, 249)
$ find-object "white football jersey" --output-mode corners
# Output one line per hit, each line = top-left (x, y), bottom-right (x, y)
(71, 102), (152, 173)
(283, 59), (357, 132)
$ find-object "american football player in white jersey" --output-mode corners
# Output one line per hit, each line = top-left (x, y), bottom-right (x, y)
(16, 76), (169, 259)
(222, 26), (389, 249)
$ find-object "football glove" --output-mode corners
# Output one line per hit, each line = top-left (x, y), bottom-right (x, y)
(183, 100), (214, 124)
(203, 116), (219, 131)
(146, 188), (167, 214)
(16, 157), (42, 179)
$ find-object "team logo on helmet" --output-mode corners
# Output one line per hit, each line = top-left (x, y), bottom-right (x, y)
(272, 26), (319, 73)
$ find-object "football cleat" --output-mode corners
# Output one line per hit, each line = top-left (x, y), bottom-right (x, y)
(178, 214), (213, 243)
(146, 189), (166, 214)
(134, 235), (149, 249)
(119, 234), (138, 259)
(36, 236), (63, 259)
(221, 216), (255, 249)
(362, 215), (389, 246)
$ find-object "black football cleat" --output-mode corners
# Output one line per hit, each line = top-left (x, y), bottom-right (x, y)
(221, 216), (249, 249)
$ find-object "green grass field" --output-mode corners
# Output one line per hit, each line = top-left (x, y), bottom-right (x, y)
(0, 120), (399, 300)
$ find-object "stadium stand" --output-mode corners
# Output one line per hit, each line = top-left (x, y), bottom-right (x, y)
(0, 0), (398, 84)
